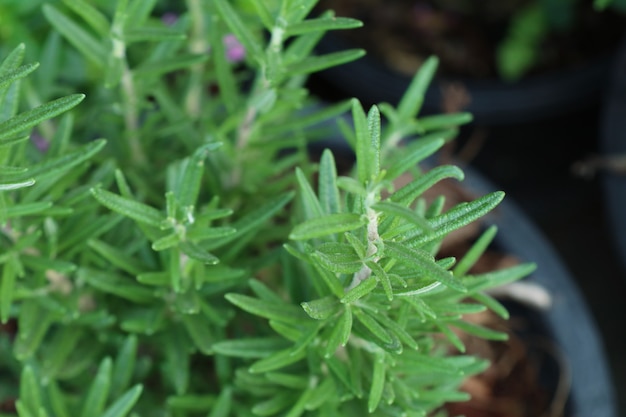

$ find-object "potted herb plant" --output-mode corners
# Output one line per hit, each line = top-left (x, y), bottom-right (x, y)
(0, 1), (616, 417)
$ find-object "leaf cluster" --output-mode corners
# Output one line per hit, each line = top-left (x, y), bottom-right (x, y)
(0, 1), (533, 417)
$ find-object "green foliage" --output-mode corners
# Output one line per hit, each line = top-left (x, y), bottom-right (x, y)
(497, 0), (626, 80)
(0, 1), (534, 417)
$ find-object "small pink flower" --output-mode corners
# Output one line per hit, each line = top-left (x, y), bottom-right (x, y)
(223, 34), (246, 63)
(31, 132), (49, 153)
(161, 12), (178, 26)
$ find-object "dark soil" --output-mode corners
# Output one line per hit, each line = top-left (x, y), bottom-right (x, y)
(315, 0), (625, 79)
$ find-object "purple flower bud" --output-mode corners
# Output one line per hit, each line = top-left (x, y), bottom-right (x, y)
(223, 34), (246, 63)
(161, 12), (179, 26)
(31, 132), (49, 153)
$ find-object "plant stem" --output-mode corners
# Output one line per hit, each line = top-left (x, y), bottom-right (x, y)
(383, 131), (403, 157)
(229, 105), (257, 187)
(120, 61), (146, 166)
(227, 20), (286, 188)
(348, 194), (380, 290)
(185, 0), (207, 118)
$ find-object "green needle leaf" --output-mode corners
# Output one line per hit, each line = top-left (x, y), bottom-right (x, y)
(177, 143), (220, 208)
(13, 300), (54, 360)
(353, 308), (392, 345)
(318, 149), (341, 215)
(296, 167), (324, 220)
(366, 261), (393, 301)
(384, 135), (446, 181)
(301, 296), (341, 320)
(10, 139), (106, 184)
(124, 28), (186, 43)
(91, 188), (165, 227)
(111, 336), (138, 399)
(61, 0), (110, 37)
(337, 176), (367, 196)
(266, 373), (309, 389)
(352, 99), (371, 184)
(368, 352), (386, 413)
(391, 165), (465, 207)
(120, 307), (165, 334)
(325, 356), (353, 393)
(452, 320), (508, 341)
(133, 54), (208, 77)
(406, 191), (506, 246)
(249, 347), (307, 374)
(164, 327), (190, 394)
(99, 385), (143, 417)
(209, 13), (238, 113)
(41, 327), (83, 381)
(181, 312), (214, 354)
(453, 225), (498, 277)
(0, 179), (35, 191)
(18, 366), (43, 417)
(88, 239), (145, 276)
(286, 49), (365, 76)
(385, 241), (466, 292)
(249, 1), (273, 29)
(204, 192), (293, 250)
(373, 311), (417, 349)
(208, 386), (232, 417)
(0, 256), (17, 323)
(79, 268), (155, 303)
(43, 5), (106, 67)
(310, 257), (345, 298)
(0, 63), (39, 90)
(285, 16), (362, 36)
(213, 338), (289, 358)
(472, 292), (510, 319)
(341, 278), (378, 304)
(48, 381), (71, 417)
(225, 294), (307, 325)
(323, 307), (352, 358)
(367, 105), (381, 179)
(251, 392), (294, 417)
(152, 232), (180, 251)
(418, 112), (473, 132)
(0, 43), (25, 75)
(289, 213), (366, 240)
(2, 201), (52, 219)
(265, 100), (351, 136)
(464, 263), (536, 292)
(179, 242), (219, 265)
(0, 94), (85, 142)
(80, 357), (112, 417)
(374, 201), (434, 233)
(397, 56), (439, 120)
(187, 226), (236, 241)
(314, 242), (362, 274)
(284, 388), (314, 417)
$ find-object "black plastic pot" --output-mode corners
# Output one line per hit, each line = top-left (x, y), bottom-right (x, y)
(461, 163), (617, 417)
(311, 34), (615, 126)
(601, 35), (626, 273)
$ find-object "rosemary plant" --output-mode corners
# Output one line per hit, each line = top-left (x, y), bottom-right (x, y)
(0, 1), (534, 416)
